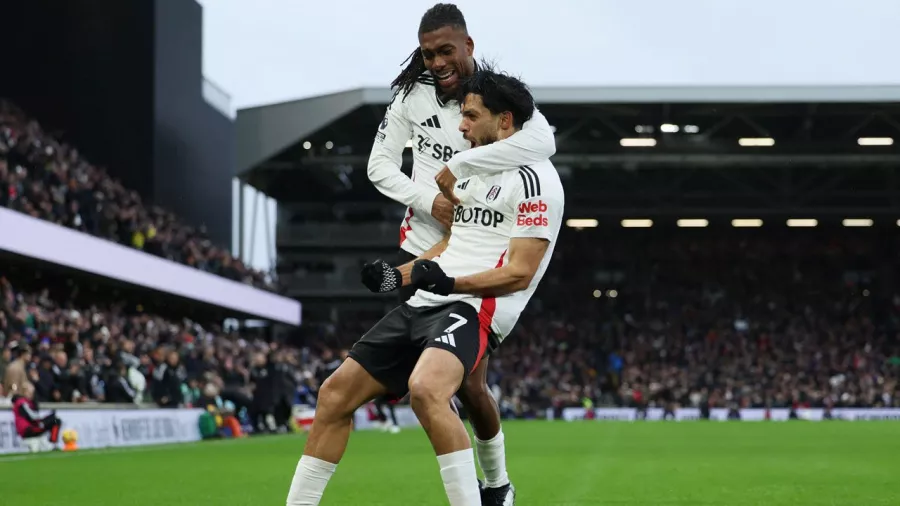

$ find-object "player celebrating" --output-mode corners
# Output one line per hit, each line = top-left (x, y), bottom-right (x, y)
(366, 4), (556, 503)
(285, 66), (563, 506)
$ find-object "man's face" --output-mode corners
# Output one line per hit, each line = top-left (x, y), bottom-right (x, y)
(419, 26), (474, 95)
(459, 94), (501, 147)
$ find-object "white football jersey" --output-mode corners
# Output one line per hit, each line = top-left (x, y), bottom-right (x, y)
(406, 159), (564, 344)
(367, 73), (557, 256)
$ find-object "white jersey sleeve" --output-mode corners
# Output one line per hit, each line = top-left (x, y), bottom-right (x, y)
(445, 107), (557, 179)
(511, 165), (564, 241)
(367, 91), (442, 214)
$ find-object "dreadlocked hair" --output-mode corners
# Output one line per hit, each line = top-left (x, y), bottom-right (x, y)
(390, 3), (468, 102)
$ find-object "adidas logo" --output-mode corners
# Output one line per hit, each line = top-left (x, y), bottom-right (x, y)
(434, 334), (456, 347)
(420, 115), (442, 128)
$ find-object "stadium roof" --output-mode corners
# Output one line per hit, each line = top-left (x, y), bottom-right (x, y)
(236, 84), (900, 176)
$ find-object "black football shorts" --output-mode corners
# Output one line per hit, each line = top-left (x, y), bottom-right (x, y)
(348, 301), (489, 397)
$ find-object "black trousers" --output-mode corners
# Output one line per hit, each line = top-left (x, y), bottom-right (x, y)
(22, 415), (62, 443)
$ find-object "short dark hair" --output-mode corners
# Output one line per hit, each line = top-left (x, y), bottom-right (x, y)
(457, 62), (535, 129)
(392, 4), (468, 101)
(418, 3), (467, 35)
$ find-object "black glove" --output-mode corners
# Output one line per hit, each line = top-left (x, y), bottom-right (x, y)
(360, 259), (402, 293)
(411, 260), (455, 295)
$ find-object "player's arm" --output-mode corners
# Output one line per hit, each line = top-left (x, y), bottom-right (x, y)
(367, 92), (442, 215)
(453, 236), (549, 296)
(359, 228), (451, 294)
(413, 189), (563, 297)
(445, 107), (556, 179)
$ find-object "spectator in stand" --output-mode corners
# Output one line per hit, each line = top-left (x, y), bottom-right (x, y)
(152, 350), (185, 408)
(0, 346), (9, 397)
(106, 359), (139, 404)
(2, 342), (30, 396)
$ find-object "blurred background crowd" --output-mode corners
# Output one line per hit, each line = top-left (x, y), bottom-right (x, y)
(3, 94), (899, 430)
(0, 100), (275, 291)
(2, 38), (900, 432)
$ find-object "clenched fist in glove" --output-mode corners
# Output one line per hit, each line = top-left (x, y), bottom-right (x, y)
(361, 259), (402, 293)
(411, 259), (455, 296)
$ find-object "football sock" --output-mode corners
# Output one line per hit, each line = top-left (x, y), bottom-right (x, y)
(475, 429), (509, 488)
(437, 448), (481, 506)
(286, 455), (337, 506)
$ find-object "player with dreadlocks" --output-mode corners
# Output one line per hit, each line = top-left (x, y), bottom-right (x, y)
(358, 4), (555, 505)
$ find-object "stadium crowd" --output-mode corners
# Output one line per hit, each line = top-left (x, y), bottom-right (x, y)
(1, 101), (898, 425)
(0, 100), (274, 291)
(0, 267), (340, 431)
(3, 229), (900, 426)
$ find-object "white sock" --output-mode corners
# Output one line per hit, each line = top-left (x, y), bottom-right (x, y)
(436, 448), (481, 506)
(475, 430), (509, 488)
(286, 455), (337, 506)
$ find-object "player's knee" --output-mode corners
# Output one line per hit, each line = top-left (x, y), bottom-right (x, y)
(408, 378), (449, 416)
(317, 374), (355, 420)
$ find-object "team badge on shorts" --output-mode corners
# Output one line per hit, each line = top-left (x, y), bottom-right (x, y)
(486, 185), (502, 202)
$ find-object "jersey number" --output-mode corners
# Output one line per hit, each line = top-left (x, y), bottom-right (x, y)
(444, 313), (468, 333)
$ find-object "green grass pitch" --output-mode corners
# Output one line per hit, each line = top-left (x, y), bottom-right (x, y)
(2, 421), (898, 505)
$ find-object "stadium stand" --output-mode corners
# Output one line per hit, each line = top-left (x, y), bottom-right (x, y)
(296, 230), (900, 418)
(2, 88), (899, 436)
(5, 230), (898, 424)
(0, 100), (275, 292)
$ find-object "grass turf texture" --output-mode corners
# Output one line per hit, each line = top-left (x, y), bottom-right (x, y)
(2, 421), (898, 505)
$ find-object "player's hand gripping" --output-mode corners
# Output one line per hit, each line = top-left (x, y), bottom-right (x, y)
(435, 166), (460, 205)
(410, 259), (455, 295)
(431, 193), (454, 229)
(360, 259), (402, 293)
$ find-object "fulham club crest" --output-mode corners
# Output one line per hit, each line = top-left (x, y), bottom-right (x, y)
(486, 185), (501, 202)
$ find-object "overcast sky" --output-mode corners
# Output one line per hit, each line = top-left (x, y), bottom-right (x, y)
(196, 0), (900, 110)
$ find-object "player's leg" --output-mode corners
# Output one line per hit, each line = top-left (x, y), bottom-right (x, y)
(458, 357), (515, 504)
(408, 303), (486, 506)
(372, 397), (388, 430)
(408, 348), (479, 506)
(386, 399), (399, 427)
(286, 359), (386, 505)
(286, 306), (415, 506)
